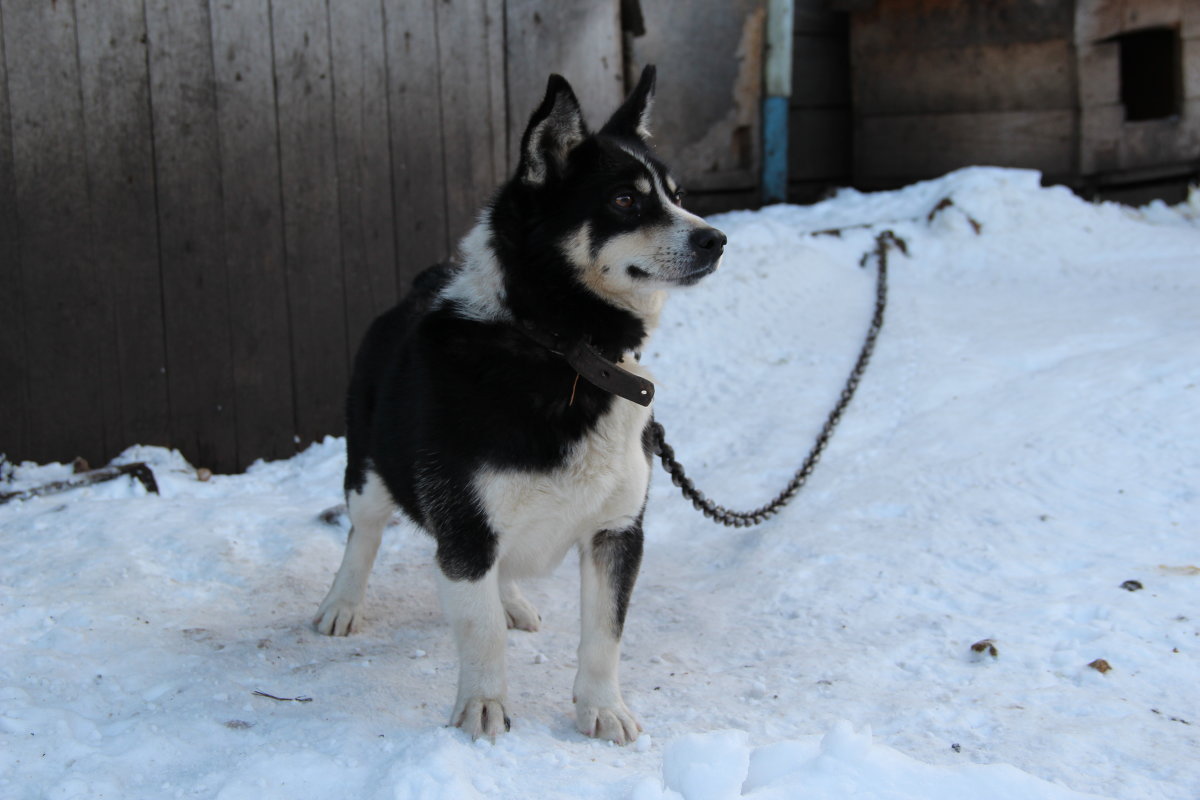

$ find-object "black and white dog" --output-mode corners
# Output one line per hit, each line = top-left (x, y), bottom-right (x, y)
(313, 66), (725, 744)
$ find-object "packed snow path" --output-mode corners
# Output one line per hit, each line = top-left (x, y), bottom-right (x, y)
(2, 169), (1197, 799)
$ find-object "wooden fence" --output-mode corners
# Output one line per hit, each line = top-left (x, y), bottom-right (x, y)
(0, 0), (627, 472)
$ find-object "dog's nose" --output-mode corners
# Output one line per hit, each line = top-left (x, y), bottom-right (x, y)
(689, 227), (727, 255)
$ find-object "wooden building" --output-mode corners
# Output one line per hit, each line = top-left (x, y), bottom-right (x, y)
(845, 0), (1200, 199)
(2, 0), (1195, 474)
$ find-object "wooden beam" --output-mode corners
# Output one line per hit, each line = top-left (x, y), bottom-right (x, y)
(0, 6), (26, 462)
(270, 0), (349, 450)
(437, 0), (507, 247)
(854, 109), (1075, 183)
(852, 40), (1075, 115)
(330, 0), (400, 376)
(145, 0), (238, 471)
(76, 0), (170, 456)
(2, 0), (111, 465)
(383, 0), (448, 285)
(210, 0), (296, 468)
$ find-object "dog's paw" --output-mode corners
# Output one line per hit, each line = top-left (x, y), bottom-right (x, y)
(452, 697), (511, 741)
(575, 699), (641, 745)
(312, 598), (361, 636)
(502, 595), (541, 632)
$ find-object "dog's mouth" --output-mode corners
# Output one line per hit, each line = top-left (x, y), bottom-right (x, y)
(624, 260), (719, 285)
(678, 260), (719, 285)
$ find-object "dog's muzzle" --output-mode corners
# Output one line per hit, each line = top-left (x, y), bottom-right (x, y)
(680, 226), (727, 284)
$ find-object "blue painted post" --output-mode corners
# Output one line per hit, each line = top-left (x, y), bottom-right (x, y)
(762, 95), (789, 204)
(762, 0), (793, 205)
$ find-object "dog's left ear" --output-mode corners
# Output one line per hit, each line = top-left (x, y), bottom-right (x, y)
(519, 74), (587, 186)
(601, 65), (656, 140)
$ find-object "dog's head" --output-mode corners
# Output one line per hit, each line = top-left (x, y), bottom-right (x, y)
(508, 66), (726, 313)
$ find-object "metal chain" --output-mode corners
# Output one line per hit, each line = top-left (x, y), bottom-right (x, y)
(650, 229), (900, 528)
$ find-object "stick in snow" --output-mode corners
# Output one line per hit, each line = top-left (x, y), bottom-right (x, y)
(0, 462), (159, 504)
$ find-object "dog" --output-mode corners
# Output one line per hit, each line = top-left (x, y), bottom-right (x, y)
(313, 66), (726, 744)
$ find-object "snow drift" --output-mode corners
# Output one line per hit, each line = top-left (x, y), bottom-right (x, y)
(2, 168), (1198, 799)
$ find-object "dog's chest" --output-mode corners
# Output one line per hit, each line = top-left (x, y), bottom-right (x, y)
(474, 364), (654, 578)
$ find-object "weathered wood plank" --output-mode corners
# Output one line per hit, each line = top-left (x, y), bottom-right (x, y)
(75, 0), (170, 456)
(1186, 3), (1200, 38)
(789, 107), (850, 181)
(437, 0), (507, 245)
(1076, 40), (1120, 108)
(851, 40), (1075, 115)
(1073, 0), (1123, 44)
(1117, 101), (1200, 172)
(271, 0), (348, 447)
(1120, 0), (1184, 31)
(483, 0), (508, 188)
(852, 0), (1074, 51)
(1, 0), (109, 464)
(854, 110), (1075, 185)
(793, 0), (846, 34)
(330, 0), (399, 360)
(1080, 103), (1122, 175)
(210, 0), (296, 467)
(1185, 35), (1200, 99)
(505, 0), (624, 167)
(145, 0), (238, 471)
(791, 32), (850, 108)
(383, 0), (448, 283)
(0, 8), (26, 460)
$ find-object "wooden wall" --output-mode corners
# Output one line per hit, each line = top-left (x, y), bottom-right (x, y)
(849, 0), (1079, 189)
(1076, 0), (1200, 188)
(0, 0), (623, 473)
(847, 0), (1200, 192)
(789, 0), (852, 203)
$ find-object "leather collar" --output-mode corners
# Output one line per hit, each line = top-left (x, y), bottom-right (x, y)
(514, 321), (655, 407)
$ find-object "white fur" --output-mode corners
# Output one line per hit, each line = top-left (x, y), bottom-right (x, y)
(313, 469), (394, 636)
(474, 358), (654, 581)
(575, 534), (641, 743)
(437, 566), (510, 739)
(463, 357), (653, 741)
(439, 219), (511, 322)
(634, 95), (654, 140)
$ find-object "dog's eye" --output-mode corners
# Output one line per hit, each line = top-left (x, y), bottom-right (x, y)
(612, 193), (636, 211)
(671, 188), (686, 206)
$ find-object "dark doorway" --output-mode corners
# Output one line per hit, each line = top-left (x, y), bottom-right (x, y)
(1116, 27), (1182, 122)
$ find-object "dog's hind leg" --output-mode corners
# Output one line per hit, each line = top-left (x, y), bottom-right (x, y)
(314, 470), (394, 636)
(574, 523), (644, 744)
(500, 579), (541, 632)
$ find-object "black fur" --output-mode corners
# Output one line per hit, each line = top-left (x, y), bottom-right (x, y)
(591, 513), (646, 637)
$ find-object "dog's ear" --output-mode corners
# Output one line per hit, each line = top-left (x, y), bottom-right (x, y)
(601, 65), (656, 140)
(518, 74), (587, 186)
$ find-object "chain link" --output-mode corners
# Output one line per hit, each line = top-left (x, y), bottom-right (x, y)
(650, 229), (900, 528)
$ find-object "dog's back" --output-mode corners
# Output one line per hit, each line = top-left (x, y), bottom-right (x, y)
(343, 263), (456, 497)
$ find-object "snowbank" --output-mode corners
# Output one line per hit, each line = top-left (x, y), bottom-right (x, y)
(3, 168), (1198, 799)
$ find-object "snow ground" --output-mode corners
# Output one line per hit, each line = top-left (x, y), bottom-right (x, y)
(2, 168), (1197, 799)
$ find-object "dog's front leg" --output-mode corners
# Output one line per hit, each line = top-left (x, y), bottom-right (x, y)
(437, 565), (510, 740)
(575, 524), (644, 744)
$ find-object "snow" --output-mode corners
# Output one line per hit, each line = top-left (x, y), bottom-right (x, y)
(2, 168), (1198, 799)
